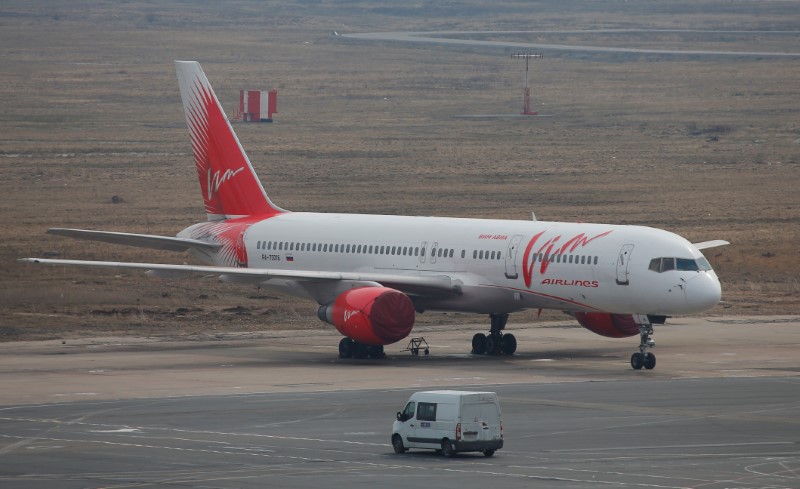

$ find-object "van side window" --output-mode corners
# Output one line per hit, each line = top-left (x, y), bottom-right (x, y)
(403, 401), (415, 420)
(417, 402), (437, 421)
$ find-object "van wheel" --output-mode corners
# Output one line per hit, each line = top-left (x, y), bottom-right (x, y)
(392, 434), (407, 454)
(482, 449), (495, 457)
(441, 439), (455, 458)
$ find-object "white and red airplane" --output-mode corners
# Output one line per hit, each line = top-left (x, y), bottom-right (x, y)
(23, 61), (728, 369)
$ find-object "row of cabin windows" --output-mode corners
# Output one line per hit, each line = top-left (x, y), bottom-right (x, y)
(256, 240), (456, 258)
(474, 249), (504, 260)
(256, 240), (598, 265)
(536, 253), (599, 266)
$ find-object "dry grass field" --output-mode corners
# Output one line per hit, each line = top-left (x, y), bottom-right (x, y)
(1, 1), (798, 341)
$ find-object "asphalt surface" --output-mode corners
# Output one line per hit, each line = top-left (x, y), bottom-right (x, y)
(0, 316), (799, 488)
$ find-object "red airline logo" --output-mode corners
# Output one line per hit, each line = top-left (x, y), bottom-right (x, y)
(522, 230), (613, 288)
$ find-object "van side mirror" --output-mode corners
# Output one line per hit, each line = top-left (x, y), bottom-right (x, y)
(396, 412), (406, 422)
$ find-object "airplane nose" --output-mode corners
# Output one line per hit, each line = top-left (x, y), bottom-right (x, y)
(684, 272), (722, 312)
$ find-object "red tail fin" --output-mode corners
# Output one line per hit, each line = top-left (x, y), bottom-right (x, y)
(175, 61), (284, 221)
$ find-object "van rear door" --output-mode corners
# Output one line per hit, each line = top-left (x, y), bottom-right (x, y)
(462, 401), (501, 443)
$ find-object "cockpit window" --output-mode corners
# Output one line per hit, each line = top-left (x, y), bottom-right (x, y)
(649, 257), (712, 273)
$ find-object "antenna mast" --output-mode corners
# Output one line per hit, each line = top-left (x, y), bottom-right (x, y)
(511, 52), (543, 115)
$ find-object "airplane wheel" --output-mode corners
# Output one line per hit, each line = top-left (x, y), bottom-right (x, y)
(485, 335), (500, 355)
(631, 352), (644, 370)
(353, 342), (368, 359)
(501, 333), (517, 355)
(367, 345), (385, 359)
(471, 333), (487, 355)
(644, 352), (656, 370)
(338, 338), (354, 359)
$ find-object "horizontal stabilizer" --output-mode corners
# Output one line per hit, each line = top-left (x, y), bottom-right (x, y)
(693, 240), (730, 250)
(46, 228), (221, 253)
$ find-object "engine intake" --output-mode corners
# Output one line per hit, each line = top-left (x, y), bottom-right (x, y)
(318, 287), (415, 345)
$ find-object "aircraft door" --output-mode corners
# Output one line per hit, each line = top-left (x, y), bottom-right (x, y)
(616, 244), (634, 285)
(235, 227), (249, 268)
(504, 235), (523, 279)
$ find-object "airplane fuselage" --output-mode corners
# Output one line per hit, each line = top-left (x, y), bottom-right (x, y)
(180, 212), (722, 317)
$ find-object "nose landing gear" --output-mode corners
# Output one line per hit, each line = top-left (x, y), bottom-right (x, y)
(630, 314), (656, 370)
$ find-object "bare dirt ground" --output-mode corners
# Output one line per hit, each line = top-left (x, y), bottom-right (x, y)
(1, 1), (798, 342)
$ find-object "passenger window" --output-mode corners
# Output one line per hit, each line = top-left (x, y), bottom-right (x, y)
(473, 250), (477, 259)
(437, 248), (442, 257)
(490, 251), (495, 260)
(580, 256), (585, 264)
(461, 250), (465, 258)
(450, 249), (454, 258)
(417, 402), (437, 422)
(479, 250), (484, 259)
(593, 256), (598, 265)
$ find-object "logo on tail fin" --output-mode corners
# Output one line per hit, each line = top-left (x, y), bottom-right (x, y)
(207, 167), (245, 201)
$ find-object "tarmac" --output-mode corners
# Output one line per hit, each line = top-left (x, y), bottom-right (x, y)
(0, 316), (798, 488)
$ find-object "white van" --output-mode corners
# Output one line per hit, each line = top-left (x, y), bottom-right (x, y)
(392, 390), (503, 457)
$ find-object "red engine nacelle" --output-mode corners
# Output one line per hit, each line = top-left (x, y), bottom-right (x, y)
(573, 312), (639, 338)
(317, 287), (415, 346)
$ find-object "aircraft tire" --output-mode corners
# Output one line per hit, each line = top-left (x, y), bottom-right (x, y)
(367, 345), (385, 359)
(501, 333), (517, 355)
(353, 342), (368, 359)
(485, 335), (500, 355)
(644, 352), (656, 370)
(630, 352), (645, 370)
(471, 333), (487, 355)
(339, 338), (354, 359)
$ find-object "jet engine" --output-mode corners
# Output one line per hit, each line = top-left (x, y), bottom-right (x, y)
(573, 312), (639, 338)
(317, 287), (415, 345)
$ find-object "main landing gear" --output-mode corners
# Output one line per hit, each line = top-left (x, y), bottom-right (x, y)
(630, 314), (656, 370)
(472, 313), (517, 356)
(338, 338), (385, 359)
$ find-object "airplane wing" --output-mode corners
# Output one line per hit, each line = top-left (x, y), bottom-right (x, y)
(46, 228), (221, 253)
(19, 258), (463, 298)
(693, 240), (730, 250)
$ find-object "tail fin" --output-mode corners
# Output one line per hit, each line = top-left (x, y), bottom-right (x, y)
(175, 61), (284, 221)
